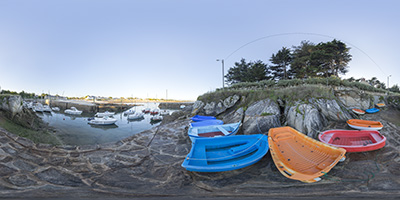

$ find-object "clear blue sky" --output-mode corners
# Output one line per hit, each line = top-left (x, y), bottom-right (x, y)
(1, 0), (399, 100)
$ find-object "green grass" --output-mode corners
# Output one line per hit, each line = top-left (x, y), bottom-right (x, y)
(0, 115), (62, 145)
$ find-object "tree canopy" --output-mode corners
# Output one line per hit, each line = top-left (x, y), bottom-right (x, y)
(224, 39), (352, 85)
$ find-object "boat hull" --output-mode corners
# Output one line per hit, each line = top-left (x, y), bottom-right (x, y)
(365, 108), (379, 114)
(268, 126), (346, 183)
(319, 129), (386, 152)
(188, 122), (241, 142)
(352, 108), (365, 115)
(190, 119), (224, 127)
(190, 115), (217, 122)
(347, 119), (383, 130)
(182, 134), (269, 172)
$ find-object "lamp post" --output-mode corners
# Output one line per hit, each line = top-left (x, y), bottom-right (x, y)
(387, 75), (392, 89)
(216, 59), (224, 88)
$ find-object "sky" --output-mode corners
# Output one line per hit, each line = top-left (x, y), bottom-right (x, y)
(0, 0), (399, 100)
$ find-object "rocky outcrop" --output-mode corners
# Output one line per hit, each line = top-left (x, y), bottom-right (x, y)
(242, 99), (281, 134)
(285, 101), (326, 138)
(313, 98), (352, 121)
(194, 95), (240, 116)
(0, 95), (23, 117)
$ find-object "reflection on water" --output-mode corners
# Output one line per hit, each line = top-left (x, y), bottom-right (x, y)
(38, 103), (175, 146)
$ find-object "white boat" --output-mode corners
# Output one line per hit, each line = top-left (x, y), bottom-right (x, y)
(127, 112), (145, 120)
(88, 116), (117, 125)
(52, 107), (60, 112)
(160, 110), (170, 116)
(150, 115), (163, 121)
(95, 111), (115, 117)
(64, 107), (83, 115)
(33, 103), (44, 112)
(43, 105), (52, 112)
(123, 109), (135, 116)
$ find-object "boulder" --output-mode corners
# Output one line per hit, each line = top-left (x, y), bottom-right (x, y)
(191, 101), (204, 115)
(243, 99), (281, 135)
(335, 90), (371, 110)
(197, 95), (240, 116)
(313, 98), (352, 121)
(285, 101), (326, 138)
(0, 95), (23, 117)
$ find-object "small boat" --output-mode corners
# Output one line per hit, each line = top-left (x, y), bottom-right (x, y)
(123, 109), (135, 115)
(181, 134), (269, 172)
(51, 107), (60, 112)
(43, 105), (52, 112)
(142, 108), (151, 113)
(160, 110), (170, 116)
(268, 126), (346, 183)
(190, 115), (217, 122)
(188, 122), (241, 142)
(88, 116), (117, 125)
(150, 115), (163, 121)
(33, 103), (44, 112)
(190, 119), (224, 127)
(347, 119), (383, 130)
(95, 111), (115, 117)
(127, 112), (145, 120)
(150, 109), (160, 115)
(376, 103), (385, 108)
(365, 108), (379, 114)
(319, 129), (386, 152)
(64, 107), (83, 115)
(352, 108), (365, 115)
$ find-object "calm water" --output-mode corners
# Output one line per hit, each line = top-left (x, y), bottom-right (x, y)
(37, 103), (176, 146)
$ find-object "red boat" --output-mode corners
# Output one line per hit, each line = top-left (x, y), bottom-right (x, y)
(319, 129), (386, 152)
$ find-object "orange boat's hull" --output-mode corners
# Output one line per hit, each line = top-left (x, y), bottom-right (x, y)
(268, 126), (346, 183)
(347, 119), (383, 131)
(352, 108), (365, 115)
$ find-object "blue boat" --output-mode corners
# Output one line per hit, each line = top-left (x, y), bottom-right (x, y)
(190, 115), (217, 122)
(182, 134), (269, 172)
(188, 122), (241, 142)
(366, 108), (379, 114)
(190, 119), (224, 127)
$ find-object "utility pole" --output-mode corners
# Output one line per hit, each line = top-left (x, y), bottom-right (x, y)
(216, 59), (225, 88)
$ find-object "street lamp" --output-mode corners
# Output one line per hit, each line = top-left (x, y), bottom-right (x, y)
(387, 75), (392, 89)
(216, 59), (224, 88)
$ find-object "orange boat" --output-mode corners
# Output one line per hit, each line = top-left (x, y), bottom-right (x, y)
(268, 126), (346, 183)
(352, 108), (365, 115)
(376, 103), (385, 108)
(347, 119), (383, 131)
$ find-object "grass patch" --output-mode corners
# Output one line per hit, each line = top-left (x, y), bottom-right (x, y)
(0, 115), (62, 145)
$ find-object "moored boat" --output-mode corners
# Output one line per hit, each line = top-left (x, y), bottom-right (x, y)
(347, 119), (383, 130)
(319, 129), (386, 152)
(88, 116), (117, 125)
(127, 112), (145, 120)
(64, 107), (83, 115)
(188, 122), (241, 142)
(268, 126), (346, 183)
(95, 111), (115, 117)
(51, 107), (60, 112)
(181, 134), (269, 172)
(352, 108), (365, 115)
(150, 115), (163, 121)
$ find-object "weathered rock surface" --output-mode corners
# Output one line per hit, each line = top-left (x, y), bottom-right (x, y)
(243, 99), (281, 134)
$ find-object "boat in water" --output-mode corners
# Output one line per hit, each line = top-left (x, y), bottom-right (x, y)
(43, 105), (52, 112)
(347, 119), (383, 130)
(32, 103), (44, 112)
(64, 107), (83, 115)
(88, 116), (117, 125)
(95, 111), (115, 117)
(182, 134), (269, 172)
(51, 107), (60, 112)
(127, 112), (145, 120)
(319, 129), (386, 152)
(268, 126), (346, 183)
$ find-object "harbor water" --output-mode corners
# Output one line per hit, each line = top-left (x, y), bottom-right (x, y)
(37, 103), (176, 146)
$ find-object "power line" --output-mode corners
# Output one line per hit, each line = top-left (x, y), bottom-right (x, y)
(223, 32), (386, 76)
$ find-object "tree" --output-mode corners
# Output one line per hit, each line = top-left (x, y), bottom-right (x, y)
(315, 39), (351, 77)
(270, 47), (292, 80)
(290, 41), (317, 78)
(225, 58), (270, 85)
(389, 84), (400, 93)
